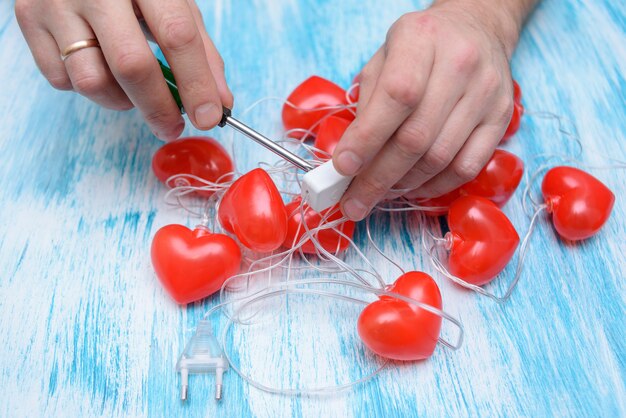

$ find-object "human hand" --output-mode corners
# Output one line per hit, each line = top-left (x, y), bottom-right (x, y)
(333, 0), (534, 220)
(15, 0), (233, 140)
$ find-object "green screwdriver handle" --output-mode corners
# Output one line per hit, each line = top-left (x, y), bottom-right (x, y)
(158, 58), (230, 127)
(157, 59), (184, 114)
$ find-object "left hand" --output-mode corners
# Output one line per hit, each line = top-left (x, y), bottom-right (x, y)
(332, 1), (522, 220)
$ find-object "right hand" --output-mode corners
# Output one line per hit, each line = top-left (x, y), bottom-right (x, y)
(15, 0), (233, 140)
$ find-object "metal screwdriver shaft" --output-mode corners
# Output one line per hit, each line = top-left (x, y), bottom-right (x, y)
(158, 59), (313, 173)
(218, 108), (314, 172)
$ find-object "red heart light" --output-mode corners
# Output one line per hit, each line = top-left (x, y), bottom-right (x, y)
(357, 272), (442, 361)
(446, 196), (520, 285)
(501, 102), (524, 142)
(313, 116), (351, 159)
(419, 189), (461, 217)
(151, 136), (233, 197)
(459, 149), (524, 206)
(218, 168), (288, 252)
(541, 166), (615, 241)
(283, 197), (355, 254)
(151, 224), (241, 304)
(419, 149), (524, 215)
(282, 76), (355, 139)
(513, 79), (522, 103)
(501, 79), (524, 143)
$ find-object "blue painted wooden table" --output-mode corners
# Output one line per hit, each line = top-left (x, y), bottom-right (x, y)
(0, 1), (624, 417)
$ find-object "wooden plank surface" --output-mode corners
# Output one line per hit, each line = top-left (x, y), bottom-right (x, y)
(0, 0), (624, 417)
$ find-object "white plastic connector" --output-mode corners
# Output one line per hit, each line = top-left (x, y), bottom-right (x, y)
(301, 160), (354, 212)
(176, 320), (229, 401)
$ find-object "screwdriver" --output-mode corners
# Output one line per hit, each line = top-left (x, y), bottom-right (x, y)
(157, 59), (353, 213)
(158, 60), (314, 173)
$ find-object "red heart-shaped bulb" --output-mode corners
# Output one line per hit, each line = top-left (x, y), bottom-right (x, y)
(541, 166), (615, 241)
(151, 224), (241, 304)
(501, 80), (524, 143)
(151, 136), (233, 196)
(459, 149), (524, 206)
(419, 149), (524, 215)
(357, 271), (442, 361)
(446, 196), (520, 285)
(282, 76), (355, 139)
(313, 116), (352, 159)
(283, 197), (355, 254)
(501, 102), (524, 142)
(513, 79), (522, 103)
(218, 168), (288, 252)
(419, 189), (462, 217)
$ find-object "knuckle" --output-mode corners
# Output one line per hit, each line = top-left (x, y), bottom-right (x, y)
(145, 108), (169, 125)
(358, 175), (388, 199)
(144, 108), (176, 131)
(178, 75), (213, 97)
(392, 14), (412, 33)
(482, 69), (502, 94)
(399, 13), (435, 34)
(113, 50), (153, 84)
(72, 71), (107, 95)
(453, 159), (483, 182)
(420, 147), (454, 175)
(452, 42), (480, 74)
(487, 96), (514, 127)
(394, 121), (430, 157)
(498, 97), (515, 124)
(159, 15), (199, 51)
(382, 77), (421, 108)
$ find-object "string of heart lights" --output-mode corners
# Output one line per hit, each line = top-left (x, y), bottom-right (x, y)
(148, 75), (620, 401)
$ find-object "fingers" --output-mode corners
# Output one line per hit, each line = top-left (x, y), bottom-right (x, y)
(48, 13), (132, 110)
(339, 86), (462, 219)
(390, 94), (485, 195)
(27, 30), (73, 91)
(332, 34), (435, 179)
(137, 0), (223, 129)
(404, 123), (504, 199)
(339, 41), (469, 220)
(86, 0), (185, 140)
(187, 0), (233, 108)
(404, 72), (514, 199)
(15, 1), (71, 91)
(353, 48), (384, 116)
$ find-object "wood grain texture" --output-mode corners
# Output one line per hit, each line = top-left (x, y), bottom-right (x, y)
(0, 0), (625, 417)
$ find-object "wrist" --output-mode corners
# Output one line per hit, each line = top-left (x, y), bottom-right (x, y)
(432, 0), (533, 59)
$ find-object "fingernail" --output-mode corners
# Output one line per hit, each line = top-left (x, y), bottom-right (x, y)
(194, 102), (221, 129)
(343, 198), (368, 220)
(335, 151), (363, 176)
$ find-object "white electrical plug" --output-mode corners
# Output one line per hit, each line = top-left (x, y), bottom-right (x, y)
(301, 160), (354, 212)
(176, 320), (228, 401)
